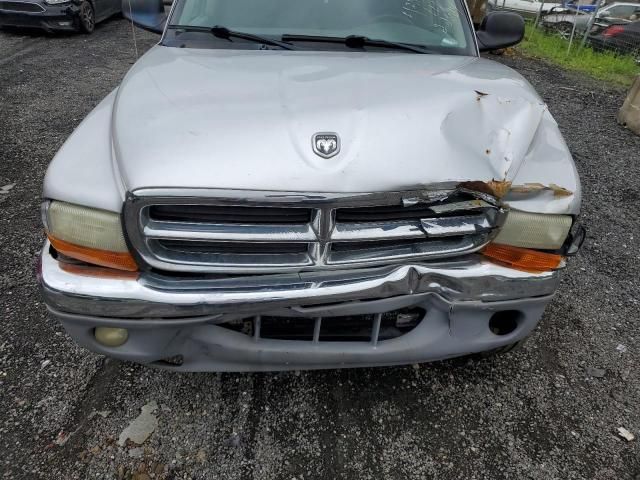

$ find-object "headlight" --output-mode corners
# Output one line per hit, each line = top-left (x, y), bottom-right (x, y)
(44, 0), (71, 4)
(493, 210), (573, 250)
(43, 201), (138, 271)
(483, 210), (573, 273)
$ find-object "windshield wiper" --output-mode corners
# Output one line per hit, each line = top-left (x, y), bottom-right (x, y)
(170, 25), (296, 50)
(212, 26), (297, 50)
(281, 34), (431, 54)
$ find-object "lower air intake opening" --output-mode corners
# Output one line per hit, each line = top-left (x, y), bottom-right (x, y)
(218, 307), (426, 342)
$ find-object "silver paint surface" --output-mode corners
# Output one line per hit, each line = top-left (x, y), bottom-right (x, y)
(43, 46), (581, 216)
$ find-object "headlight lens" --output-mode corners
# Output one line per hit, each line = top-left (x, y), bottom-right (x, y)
(47, 201), (128, 252)
(44, 0), (70, 4)
(43, 201), (138, 271)
(493, 210), (573, 250)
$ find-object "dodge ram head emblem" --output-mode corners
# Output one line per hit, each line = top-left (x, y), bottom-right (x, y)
(312, 133), (340, 159)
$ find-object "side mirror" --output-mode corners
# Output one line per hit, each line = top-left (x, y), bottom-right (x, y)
(122, 0), (167, 34)
(476, 12), (525, 52)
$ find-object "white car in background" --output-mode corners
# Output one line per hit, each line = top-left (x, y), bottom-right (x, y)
(488, 0), (563, 17)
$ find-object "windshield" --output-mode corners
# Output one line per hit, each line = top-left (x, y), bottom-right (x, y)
(167, 0), (476, 55)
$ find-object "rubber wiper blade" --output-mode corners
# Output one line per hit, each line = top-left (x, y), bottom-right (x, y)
(281, 34), (431, 54)
(211, 25), (296, 50)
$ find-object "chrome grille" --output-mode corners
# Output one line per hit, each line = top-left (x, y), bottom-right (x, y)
(125, 189), (506, 273)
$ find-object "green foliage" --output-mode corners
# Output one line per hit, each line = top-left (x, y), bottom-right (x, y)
(518, 25), (639, 87)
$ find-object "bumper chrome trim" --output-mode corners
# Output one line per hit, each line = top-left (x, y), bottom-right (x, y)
(39, 242), (560, 319)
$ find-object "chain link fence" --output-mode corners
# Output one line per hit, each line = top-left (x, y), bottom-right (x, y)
(486, 0), (640, 61)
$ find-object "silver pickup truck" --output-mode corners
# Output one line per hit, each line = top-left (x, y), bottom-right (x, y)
(38, 0), (584, 372)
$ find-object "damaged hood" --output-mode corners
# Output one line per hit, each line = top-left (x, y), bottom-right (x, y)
(112, 46), (577, 198)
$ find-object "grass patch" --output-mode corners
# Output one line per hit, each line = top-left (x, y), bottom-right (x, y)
(518, 24), (639, 87)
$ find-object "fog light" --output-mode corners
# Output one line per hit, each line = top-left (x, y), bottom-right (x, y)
(95, 327), (129, 347)
(488, 311), (521, 336)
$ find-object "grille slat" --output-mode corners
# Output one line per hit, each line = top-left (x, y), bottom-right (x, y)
(150, 239), (313, 269)
(336, 204), (438, 222)
(334, 199), (492, 222)
(331, 238), (454, 253)
(150, 205), (311, 224)
(157, 240), (310, 255)
(127, 191), (504, 273)
(332, 214), (491, 242)
(419, 215), (492, 237)
(144, 220), (316, 242)
(328, 236), (489, 265)
(0, 1), (44, 12)
(333, 220), (425, 241)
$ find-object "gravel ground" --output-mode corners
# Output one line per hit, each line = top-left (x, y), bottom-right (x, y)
(1, 18), (639, 480)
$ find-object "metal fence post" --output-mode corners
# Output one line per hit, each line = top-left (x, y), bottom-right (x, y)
(534, 1), (545, 28)
(567, 5), (580, 53)
(580, 0), (605, 48)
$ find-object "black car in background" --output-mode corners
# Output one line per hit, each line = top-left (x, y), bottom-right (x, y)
(0, 0), (121, 33)
(542, 3), (640, 39)
(589, 20), (640, 59)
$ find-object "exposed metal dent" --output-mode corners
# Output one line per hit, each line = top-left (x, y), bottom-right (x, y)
(442, 91), (547, 185)
(503, 109), (581, 216)
(447, 91), (580, 216)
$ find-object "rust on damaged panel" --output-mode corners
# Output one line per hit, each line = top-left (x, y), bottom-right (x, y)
(459, 180), (573, 200)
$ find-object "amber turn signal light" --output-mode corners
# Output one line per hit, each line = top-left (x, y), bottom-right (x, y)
(59, 262), (140, 280)
(48, 235), (138, 272)
(482, 243), (563, 273)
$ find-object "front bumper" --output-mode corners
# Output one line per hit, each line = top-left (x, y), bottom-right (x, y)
(0, 3), (80, 32)
(39, 242), (560, 371)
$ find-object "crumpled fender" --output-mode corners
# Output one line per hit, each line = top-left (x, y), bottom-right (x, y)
(442, 91), (546, 182)
(441, 90), (580, 216)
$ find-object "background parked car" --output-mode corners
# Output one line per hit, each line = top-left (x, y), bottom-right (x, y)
(542, 2), (640, 39)
(0, 0), (121, 33)
(589, 19), (640, 58)
(566, 1), (598, 13)
(488, 0), (563, 17)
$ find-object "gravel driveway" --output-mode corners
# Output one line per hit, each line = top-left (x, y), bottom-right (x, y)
(1, 18), (639, 480)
